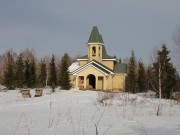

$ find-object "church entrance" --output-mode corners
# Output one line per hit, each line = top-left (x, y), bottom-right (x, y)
(87, 74), (96, 89)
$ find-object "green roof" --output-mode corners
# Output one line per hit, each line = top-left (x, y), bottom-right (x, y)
(77, 26), (116, 60)
(113, 63), (127, 74)
(77, 55), (88, 59)
(99, 34), (104, 43)
(102, 45), (115, 59)
(88, 26), (104, 43)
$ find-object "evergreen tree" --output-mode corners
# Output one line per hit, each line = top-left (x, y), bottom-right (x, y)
(29, 58), (36, 88)
(3, 52), (15, 89)
(175, 74), (180, 92)
(15, 53), (25, 88)
(38, 59), (47, 87)
(126, 50), (137, 93)
(24, 58), (31, 87)
(146, 65), (153, 91)
(49, 55), (57, 88)
(24, 57), (36, 88)
(152, 44), (177, 99)
(58, 53), (71, 90)
(137, 60), (146, 92)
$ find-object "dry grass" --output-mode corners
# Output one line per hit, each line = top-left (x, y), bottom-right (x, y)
(97, 92), (116, 105)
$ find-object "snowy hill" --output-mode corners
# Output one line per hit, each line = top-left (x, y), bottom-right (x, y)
(0, 89), (180, 135)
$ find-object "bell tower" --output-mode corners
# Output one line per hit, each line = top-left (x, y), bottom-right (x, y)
(87, 26), (104, 63)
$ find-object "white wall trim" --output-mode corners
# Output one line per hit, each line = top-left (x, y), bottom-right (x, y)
(72, 60), (114, 75)
(102, 59), (117, 61)
(92, 61), (114, 74)
(73, 64), (108, 76)
(87, 43), (105, 45)
(76, 59), (87, 61)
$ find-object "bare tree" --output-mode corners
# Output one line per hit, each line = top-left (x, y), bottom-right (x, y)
(0, 54), (5, 83)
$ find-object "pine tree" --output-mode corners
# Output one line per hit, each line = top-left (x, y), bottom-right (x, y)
(38, 59), (47, 87)
(58, 53), (71, 90)
(137, 60), (146, 92)
(152, 44), (177, 99)
(15, 53), (25, 88)
(126, 51), (137, 93)
(3, 52), (15, 89)
(49, 55), (57, 89)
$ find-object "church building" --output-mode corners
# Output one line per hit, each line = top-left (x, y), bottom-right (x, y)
(69, 26), (127, 91)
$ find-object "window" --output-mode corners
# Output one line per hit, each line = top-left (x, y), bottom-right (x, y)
(79, 76), (84, 84)
(98, 47), (101, 56)
(92, 46), (96, 56)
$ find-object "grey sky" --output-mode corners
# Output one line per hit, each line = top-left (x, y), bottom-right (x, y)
(1, 0), (180, 63)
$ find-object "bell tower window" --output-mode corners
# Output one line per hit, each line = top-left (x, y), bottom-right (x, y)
(92, 46), (96, 56)
(98, 47), (101, 56)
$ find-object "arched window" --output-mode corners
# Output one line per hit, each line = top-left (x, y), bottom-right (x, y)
(92, 46), (96, 56)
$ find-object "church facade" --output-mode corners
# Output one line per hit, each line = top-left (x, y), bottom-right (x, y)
(69, 26), (127, 91)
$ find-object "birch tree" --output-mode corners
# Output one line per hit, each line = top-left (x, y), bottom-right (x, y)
(152, 44), (176, 99)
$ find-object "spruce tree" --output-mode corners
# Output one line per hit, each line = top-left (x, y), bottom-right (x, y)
(3, 52), (15, 89)
(15, 53), (25, 88)
(24, 57), (36, 88)
(152, 44), (177, 99)
(49, 55), (57, 89)
(24, 59), (31, 87)
(38, 59), (47, 87)
(137, 60), (146, 92)
(29, 58), (36, 88)
(146, 65), (153, 91)
(126, 50), (137, 93)
(58, 53), (71, 90)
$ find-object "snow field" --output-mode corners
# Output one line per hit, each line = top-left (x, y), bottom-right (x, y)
(0, 89), (180, 135)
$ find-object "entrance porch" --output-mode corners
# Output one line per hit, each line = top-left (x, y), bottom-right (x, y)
(76, 74), (104, 90)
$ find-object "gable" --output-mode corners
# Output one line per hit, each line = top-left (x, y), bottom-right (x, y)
(75, 66), (107, 76)
(72, 60), (114, 76)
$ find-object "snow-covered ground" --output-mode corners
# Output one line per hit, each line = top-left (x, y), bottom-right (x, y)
(0, 89), (180, 135)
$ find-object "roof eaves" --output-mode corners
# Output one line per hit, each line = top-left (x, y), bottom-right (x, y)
(91, 63), (110, 74)
(72, 60), (114, 75)
(92, 60), (113, 73)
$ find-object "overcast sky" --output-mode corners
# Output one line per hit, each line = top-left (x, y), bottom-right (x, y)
(1, 0), (180, 63)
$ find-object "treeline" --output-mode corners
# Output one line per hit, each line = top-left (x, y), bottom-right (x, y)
(126, 44), (180, 99)
(0, 44), (179, 98)
(0, 49), (73, 90)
